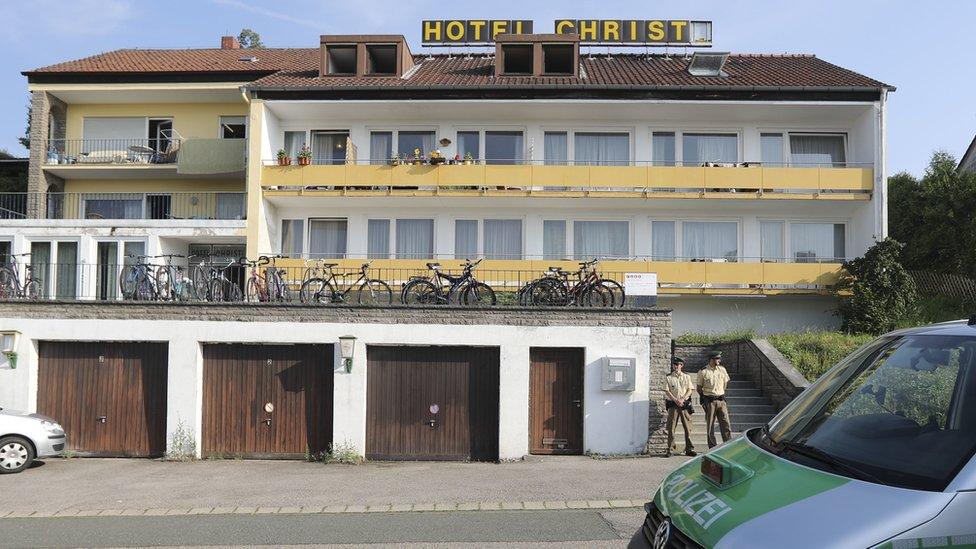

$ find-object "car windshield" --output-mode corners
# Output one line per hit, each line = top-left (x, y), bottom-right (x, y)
(759, 333), (976, 491)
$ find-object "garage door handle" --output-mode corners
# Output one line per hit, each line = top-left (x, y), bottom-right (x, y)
(572, 400), (582, 408)
(97, 416), (107, 423)
(263, 419), (272, 426)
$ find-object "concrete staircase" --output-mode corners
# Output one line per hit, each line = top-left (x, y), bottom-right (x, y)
(673, 374), (778, 452)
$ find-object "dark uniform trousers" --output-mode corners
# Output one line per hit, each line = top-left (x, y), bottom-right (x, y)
(705, 398), (732, 448)
(666, 405), (694, 452)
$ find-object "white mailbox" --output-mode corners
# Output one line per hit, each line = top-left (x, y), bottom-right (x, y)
(602, 356), (636, 391)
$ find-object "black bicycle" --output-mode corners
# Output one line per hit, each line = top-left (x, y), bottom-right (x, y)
(401, 258), (496, 306)
(519, 259), (625, 308)
(299, 260), (392, 305)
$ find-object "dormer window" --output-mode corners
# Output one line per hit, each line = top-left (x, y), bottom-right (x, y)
(500, 44), (533, 75)
(542, 44), (574, 75)
(366, 44), (398, 75)
(495, 34), (579, 78)
(326, 45), (357, 75)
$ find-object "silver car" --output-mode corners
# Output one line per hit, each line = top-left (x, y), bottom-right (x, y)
(0, 407), (66, 473)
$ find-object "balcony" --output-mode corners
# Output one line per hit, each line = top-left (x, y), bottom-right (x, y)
(43, 138), (246, 179)
(0, 192), (246, 221)
(261, 160), (874, 201)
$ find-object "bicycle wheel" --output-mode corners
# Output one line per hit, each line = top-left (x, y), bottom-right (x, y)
(226, 282), (243, 302)
(245, 278), (264, 302)
(600, 279), (626, 308)
(135, 274), (156, 301)
(532, 278), (567, 306)
(462, 282), (496, 306)
(402, 279), (439, 305)
(0, 268), (16, 299)
(23, 280), (40, 301)
(208, 279), (224, 302)
(190, 266), (209, 300)
(300, 278), (335, 304)
(580, 284), (610, 308)
(357, 279), (392, 305)
(155, 266), (172, 301)
(119, 265), (138, 299)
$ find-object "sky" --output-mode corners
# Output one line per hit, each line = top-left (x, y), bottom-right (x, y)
(1, 0), (974, 176)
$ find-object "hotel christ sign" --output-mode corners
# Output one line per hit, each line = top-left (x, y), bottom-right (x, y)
(421, 19), (712, 46)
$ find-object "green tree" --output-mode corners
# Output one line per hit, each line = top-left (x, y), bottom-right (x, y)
(237, 29), (265, 49)
(18, 104), (31, 150)
(836, 238), (918, 334)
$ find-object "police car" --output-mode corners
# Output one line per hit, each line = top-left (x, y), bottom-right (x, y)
(631, 320), (976, 548)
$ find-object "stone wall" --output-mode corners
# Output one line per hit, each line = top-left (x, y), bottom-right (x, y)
(27, 91), (66, 218)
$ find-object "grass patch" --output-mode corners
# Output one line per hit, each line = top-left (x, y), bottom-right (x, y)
(767, 331), (874, 382)
(674, 328), (758, 345)
(307, 441), (364, 465)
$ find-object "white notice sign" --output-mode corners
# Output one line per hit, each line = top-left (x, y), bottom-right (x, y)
(624, 273), (658, 297)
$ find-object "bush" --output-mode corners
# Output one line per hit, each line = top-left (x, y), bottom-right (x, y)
(767, 331), (874, 381)
(836, 238), (918, 334)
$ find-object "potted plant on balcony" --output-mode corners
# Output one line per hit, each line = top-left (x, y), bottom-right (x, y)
(276, 149), (291, 166)
(463, 152), (474, 166)
(412, 148), (424, 166)
(390, 153), (402, 166)
(297, 145), (312, 166)
(429, 149), (446, 165)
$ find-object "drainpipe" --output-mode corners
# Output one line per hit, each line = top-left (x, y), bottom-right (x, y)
(876, 89), (888, 240)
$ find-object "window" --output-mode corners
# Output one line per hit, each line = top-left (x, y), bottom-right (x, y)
(544, 132), (568, 165)
(485, 131), (523, 165)
(573, 221), (629, 260)
(651, 221), (676, 261)
(146, 194), (171, 220)
(281, 219), (304, 257)
(284, 131), (306, 160)
(219, 116), (246, 139)
(397, 131), (435, 159)
(761, 133), (784, 166)
(682, 221), (738, 261)
(501, 44), (533, 74)
(55, 241), (77, 299)
(790, 134), (847, 167)
(309, 218), (347, 259)
(682, 133), (738, 165)
(652, 132), (676, 166)
(312, 131), (349, 165)
(396, 219), (434, 259)
(790, 223), (845, 262)
(327, 45), (357, 74)
(760, 221), (785, 261)
(30, 242), (51, 299)
(370, 131), (393, 164)
(457, 131), (480, 162)
(367, 219), (390, 259)
(455, 220), (478, 259)
(0, 241), (10, 265)
(84, 195), (142, 219)
(366, 44), (397, 74)
(543, 220), (566, 260)
(483, 220), (522, 259)
(542, 44), (574, 74)
(574, 133), (629, 166)
(216, 193), (245, 220)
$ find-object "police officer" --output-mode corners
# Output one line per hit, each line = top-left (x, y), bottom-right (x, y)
(697, 350), (732, 448)
(664, 357), (696, 458)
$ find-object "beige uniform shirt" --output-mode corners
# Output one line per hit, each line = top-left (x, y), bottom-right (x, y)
(697, 365), (730, 396)
(664, 371), (694, 400)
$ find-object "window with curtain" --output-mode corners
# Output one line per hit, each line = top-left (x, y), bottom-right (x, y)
(574, 132), (629, 166)
(652, 132), (676, 166)
(309, 218), (347, 258)
(396, 219), (434, 259)
(544, 132), (568, 165)
(367, 219), (390, 259)
(84, 195), (142, 219)
(312, 131), (349, 165)
(790, 223), (845, 262)
(284, 131), (305, 160)
(370, 131), (393, 164)
(484, 131), (523, 165)
(281, 219), (304, 257)
(682, 133), (738, 165)
(483, 219), (522, 259)
(30, 242), (51, 298)
(760, 221), (785, 261)
(789, 134), (847, 167)
(397, 131), (435, 158)
(457, 132), (480, 162)
(455, 220), (478, 259)
(216, 193), (245, 220)
(96, 241), (119, 300)
(761, 133), (784, 166)
(55, 241), (77, 299)
(543, 220), (566, 260)
(573, 221), (629, 260)
(682, 221), (738, 261)
(651, 221), (676, 261)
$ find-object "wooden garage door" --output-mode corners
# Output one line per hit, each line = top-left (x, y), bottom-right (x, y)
(202, 344), (332, 458)
(366, 346), (499, 461)
(530, 348), (584, 455)
(37, 341), (168, 457)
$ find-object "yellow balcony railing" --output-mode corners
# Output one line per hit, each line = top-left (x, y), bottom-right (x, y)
(261, 162), (873, 200)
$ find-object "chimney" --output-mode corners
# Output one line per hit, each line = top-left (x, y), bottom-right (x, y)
(221, 36), (241, 49)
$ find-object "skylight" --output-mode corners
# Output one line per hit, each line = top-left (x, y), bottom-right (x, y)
(687, 52), (729, 77)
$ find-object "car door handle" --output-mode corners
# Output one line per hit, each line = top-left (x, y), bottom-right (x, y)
(97, 416), (107, 423)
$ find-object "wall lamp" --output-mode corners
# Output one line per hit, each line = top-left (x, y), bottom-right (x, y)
(1, 331), (21, 369)
(338, 335), (357, 373)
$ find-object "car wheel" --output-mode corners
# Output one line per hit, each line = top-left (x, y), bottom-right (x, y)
(0, 436), (34, 474)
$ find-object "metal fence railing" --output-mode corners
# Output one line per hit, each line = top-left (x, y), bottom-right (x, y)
(0, 192), (246, 220)
(44, 139), (181, 166)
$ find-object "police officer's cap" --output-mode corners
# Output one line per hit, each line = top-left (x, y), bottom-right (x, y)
(672, 357), (684, 365)
(708, 350), (723, 360)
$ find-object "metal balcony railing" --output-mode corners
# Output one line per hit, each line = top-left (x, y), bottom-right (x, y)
(0, 192), (246, 220)
(44, 138), (182, 166)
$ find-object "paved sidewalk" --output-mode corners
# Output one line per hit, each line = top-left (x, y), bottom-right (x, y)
(0, 455), (690, 518)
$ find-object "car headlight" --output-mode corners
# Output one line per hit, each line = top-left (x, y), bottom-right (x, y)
(41, 420), (64, 433)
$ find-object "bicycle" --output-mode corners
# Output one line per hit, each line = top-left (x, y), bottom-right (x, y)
(519, 259), (620, 307)
(207, 258), (243, 302)
(241, 255), (291, 303)
(299, 260), (392, 305)
(401, 258), (495, 306)
(119, 255), (158, 301)
(0, 253), (40, 300)
(154, 254), (194, 301)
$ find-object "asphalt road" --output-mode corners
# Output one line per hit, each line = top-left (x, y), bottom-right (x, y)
(0, 509), (643, 548)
